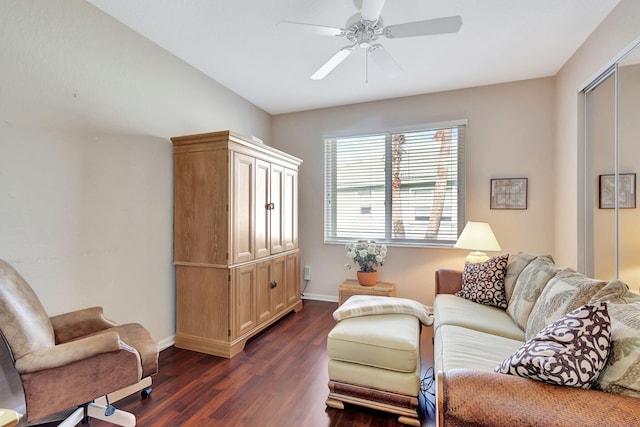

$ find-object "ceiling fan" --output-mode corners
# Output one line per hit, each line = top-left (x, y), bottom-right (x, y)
(278, 0), (462, 80)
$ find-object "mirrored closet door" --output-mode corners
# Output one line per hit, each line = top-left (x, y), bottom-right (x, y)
(584, 39), (640, 284)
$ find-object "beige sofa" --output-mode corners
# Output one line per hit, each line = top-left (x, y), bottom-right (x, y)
(433, 253), (640, 427)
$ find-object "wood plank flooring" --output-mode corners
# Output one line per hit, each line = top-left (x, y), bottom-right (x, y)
(45, 300), (436, 427)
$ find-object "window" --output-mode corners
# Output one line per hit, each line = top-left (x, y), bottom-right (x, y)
(324, 121), (466, 246)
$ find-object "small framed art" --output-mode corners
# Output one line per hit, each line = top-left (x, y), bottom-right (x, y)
(490, 178), (528, 210)
(599, 173), (636, 209)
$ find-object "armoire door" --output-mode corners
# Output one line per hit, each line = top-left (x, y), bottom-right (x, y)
(255, 159), (271, 259)
(256, 259), (272, 325)
(285, 251), (300, 306)
(232, 264), (257, 338)
(232, 152), (255, 264)
(271, 255), (286, 314)
(270, 164), (284, 254)
(282, 168), (298, 252)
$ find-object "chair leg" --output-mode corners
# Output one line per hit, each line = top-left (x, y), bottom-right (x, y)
(86, 403), (135, 427)
(94, 377), (152, 405)
(56, 403), (136, 427)
(57, 408), (84, 427)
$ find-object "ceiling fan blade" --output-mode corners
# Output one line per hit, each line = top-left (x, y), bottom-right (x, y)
(277, 21), (345, 37)
(369, 44), (401, 77)
(384, 16), (462, 39)
(310, 46), (355, 80)
(360, 0), (386, 22)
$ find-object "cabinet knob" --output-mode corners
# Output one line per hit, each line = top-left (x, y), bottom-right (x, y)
(270, 281), (277, 289)
(266, 203), (275, 210)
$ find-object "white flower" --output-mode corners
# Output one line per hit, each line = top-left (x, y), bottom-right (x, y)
(345, 240), (388, 272)
(344, 263), (352, 271)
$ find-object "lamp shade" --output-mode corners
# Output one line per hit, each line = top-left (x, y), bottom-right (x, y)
(454, 221), (501, 252)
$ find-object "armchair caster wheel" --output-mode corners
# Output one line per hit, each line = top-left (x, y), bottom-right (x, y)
(141, 387), (152, 399)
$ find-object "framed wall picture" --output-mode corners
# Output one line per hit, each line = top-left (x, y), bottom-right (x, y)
(599, 173), (636, 209)
(490, 178), (528, 210)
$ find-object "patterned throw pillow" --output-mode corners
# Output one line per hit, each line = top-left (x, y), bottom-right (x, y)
(526, 270), (606, 340)
(503, 253), (554, 302)
(455, 254), (509, 308)
(496, 301), (611, 388)
(591, 279), (640, 305)
(507, 258), (562, 330)
(594, 301), (640, 397)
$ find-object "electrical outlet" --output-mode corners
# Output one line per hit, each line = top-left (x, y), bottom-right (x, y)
(303, 266), (311, 280)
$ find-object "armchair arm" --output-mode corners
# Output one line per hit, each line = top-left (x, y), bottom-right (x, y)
(435, 269), (463, 295)
(14, 331), (126, 374)
(50, 306), (118, 343)
(437, 369), (640, 427)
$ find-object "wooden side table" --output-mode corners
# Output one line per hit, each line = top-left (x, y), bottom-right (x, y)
(339, 280), (397, 305)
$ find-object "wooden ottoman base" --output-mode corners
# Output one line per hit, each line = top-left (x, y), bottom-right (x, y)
(326, 380), (420, 426)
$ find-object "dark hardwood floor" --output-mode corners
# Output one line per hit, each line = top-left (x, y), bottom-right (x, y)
(53, 300), (436, 426)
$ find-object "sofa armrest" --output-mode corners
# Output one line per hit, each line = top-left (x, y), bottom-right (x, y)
(50, 306), (118, 343)
(437, 369), (640, 427)
(435, 269), (463, 295)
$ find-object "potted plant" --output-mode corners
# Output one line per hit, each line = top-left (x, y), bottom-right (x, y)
(345, 240), (387, 286)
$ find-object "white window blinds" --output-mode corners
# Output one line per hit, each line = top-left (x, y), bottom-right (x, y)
(324, 122), (466, 246)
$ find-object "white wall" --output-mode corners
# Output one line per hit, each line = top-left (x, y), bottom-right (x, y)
(272, 78), (556, 306)
(0, 0), (271, 345)
(554, 0), (640, 269)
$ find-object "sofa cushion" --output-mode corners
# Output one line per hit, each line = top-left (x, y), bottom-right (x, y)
(595, 301), (640, 398)
(503, 253), (554, 302)
(434, 294), (525, 341)
(455, 254), (509, 309)
(327, 313), (419, 373)
(496, 301), (611, 388)
(434, 324), (523, 373)
(507, 258), (562, 330)
(526, 270), (606, 340)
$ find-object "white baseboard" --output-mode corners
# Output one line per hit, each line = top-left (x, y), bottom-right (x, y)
(157, 335), (175, 351)
(302, 293), (338, 303)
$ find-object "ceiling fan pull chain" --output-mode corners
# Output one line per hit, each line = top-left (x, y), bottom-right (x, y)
(365, 48), (369, 83)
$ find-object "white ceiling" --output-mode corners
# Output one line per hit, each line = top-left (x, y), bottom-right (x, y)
(86, 0), (620, 115)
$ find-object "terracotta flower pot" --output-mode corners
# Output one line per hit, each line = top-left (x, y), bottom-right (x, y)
(357, 270), (378, 286)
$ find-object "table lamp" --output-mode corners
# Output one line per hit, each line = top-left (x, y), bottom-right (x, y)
(454, 221), (501, 264)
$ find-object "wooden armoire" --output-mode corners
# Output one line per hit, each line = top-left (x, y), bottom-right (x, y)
(171, 130), (302, 358)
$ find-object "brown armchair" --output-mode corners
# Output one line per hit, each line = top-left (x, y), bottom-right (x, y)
(0, 259), (158, 426)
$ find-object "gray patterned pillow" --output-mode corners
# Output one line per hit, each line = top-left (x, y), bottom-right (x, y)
(496, 301), (611, 388)
(526, 269), (606, 340)
(455, 254), (509, 308)
(503, 253), (554, 302)
(507, 258), (562, 330)
(591, 279), (640, 305)
(594, 301), (640, 397)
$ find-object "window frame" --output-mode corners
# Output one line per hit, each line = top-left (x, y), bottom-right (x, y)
(324, 120), (467, 248)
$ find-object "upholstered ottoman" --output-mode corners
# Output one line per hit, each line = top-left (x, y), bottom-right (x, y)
(326, 313), (422, 426)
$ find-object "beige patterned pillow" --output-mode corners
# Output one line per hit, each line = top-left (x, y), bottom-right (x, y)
(525, 269), (606, 340)
(503, 253), (554, 302)
(591, 279), (640, 304)
(595, 302), (640, 397)
(506, 258), (562, 330)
